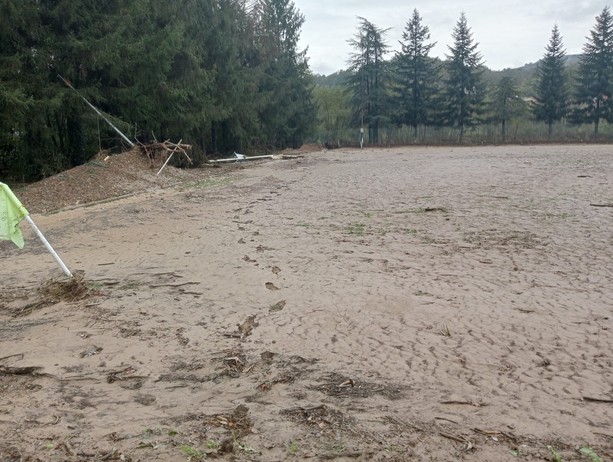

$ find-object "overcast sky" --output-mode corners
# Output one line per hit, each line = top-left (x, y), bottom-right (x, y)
(293, 1), (606, 75)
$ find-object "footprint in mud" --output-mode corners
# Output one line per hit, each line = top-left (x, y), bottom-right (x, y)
(134, 394), (156, 406)
(243, 255), (257, 263)
(238, 315), (258, 338)
(271, 266), (281, 276)
(265, 282), (279, 291)
(269, 300), (286, 312)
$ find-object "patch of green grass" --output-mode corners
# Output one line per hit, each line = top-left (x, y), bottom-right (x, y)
(119, 280), (143, 290)
(180, 445), (205, 461)
(579, 446), (602, 462)
(420, 233), (437, 244)
(542, 212), (572, 220)
(143, 427), (161, 437)
(548, 445), (562, 462)
(205, 440), (219, 449)
(230, 431), (258, 455)
(345, 223), (366, 235)
(288, 441), (299, 454)
(296, 222), (311, 228)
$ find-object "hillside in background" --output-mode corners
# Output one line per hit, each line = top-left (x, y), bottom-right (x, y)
(315, 55), (582, 97)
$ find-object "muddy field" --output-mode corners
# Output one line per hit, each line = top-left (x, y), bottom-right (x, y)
(1, 145), (612, 461)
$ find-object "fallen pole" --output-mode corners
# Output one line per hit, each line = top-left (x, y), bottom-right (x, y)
(58, 75), (134, 148)
(208, 155), (274, 164)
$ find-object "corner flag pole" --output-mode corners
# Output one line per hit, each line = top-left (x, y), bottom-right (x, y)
(24, 216), (73, 278)
(0, 182), (72, 278)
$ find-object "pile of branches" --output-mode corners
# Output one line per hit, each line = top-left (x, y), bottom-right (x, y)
(138, 139), (193, 169)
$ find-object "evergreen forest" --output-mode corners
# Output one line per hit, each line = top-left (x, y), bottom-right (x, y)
(2, 2), (613, 182)
(314, 7), (613, 149)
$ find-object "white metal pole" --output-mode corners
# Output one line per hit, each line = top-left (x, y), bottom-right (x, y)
(24, 216), (73, 278)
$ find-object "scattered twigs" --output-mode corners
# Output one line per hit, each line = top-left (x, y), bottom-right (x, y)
(386, 416), (426, 433)
(338, 379), (355, 388)
(148, 282), (199, 289)
(439, 431), (467, 443)
(590, 203), (613, 207)
(472, 427), (517, 442)
(582, 396), (613, 403)
(0, 365), (51, 377)
(319, 451), (364, 459)
(440, 400), (488, 407)
(435, 416), (459, 424)
(0, 353), (25, 363)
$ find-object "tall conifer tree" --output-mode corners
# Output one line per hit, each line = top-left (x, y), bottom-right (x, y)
(346, 17), (390, 144)
(490, 77), (525, 142)
(574, 6), (613, 134)
(443, 13), (484, 142)
(395, 9), (439, 140)
(251, 0), (316, 149)
(533, 25), (569, 137)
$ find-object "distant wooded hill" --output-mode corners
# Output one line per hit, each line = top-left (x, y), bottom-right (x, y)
(315, 55), (582, 97)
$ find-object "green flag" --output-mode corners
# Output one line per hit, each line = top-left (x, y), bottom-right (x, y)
(0, 182), (29, 249)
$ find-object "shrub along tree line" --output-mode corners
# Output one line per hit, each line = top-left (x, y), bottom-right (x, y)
(0, 0), (316, 182)
(316, 7), (613, 147)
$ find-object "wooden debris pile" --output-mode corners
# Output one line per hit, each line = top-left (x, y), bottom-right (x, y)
(138, 140), (193, 169)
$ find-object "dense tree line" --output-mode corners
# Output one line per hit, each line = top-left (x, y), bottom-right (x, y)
(0, 0), (316, 182)
(318, 7), (613, 146)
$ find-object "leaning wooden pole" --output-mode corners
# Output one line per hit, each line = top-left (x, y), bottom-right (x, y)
(57, 75), (134, 148)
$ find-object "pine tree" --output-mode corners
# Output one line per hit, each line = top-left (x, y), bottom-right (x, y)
(443, 13), (484, 142)
(346, 17), (390, 145)
(251, 0), (316, 149)
(490, 77), (525, 142)
(574, 6), (613, 134)
(533, 25), (569, 137)
(394, 9), (439, 140)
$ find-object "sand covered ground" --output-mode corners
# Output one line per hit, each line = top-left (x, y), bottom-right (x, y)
(1, 145), (612, 461)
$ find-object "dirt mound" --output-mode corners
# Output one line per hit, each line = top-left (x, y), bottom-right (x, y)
(13, 149), (207, 214)
(14, 145), (320, 215)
